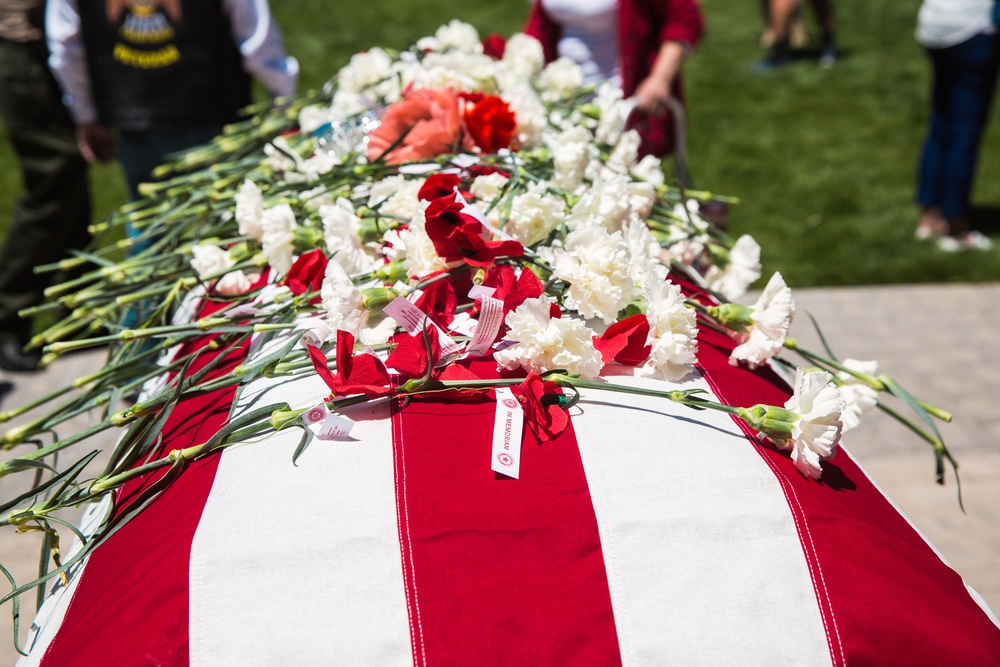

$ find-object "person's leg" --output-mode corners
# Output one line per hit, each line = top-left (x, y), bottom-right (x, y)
(937, 34), (1000, 225)
(115, 124), (222, 330)
(808, 0), (838, 66)
(753, 0), (798, 70)
(0, 39), (90, 368)
(916, 46), (952, 234)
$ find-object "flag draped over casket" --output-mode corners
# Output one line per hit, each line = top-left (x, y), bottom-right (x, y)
(18, 290), (1000, 666)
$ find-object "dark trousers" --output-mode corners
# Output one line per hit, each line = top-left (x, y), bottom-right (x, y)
(917, 32), (1000, 220)
(0, 37), (91, 343)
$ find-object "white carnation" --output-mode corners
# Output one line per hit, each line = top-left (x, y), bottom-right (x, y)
(547, 125), (595, 191)
(429, 19), (482, 53)
(640, 277), (698, 381)
(320, 198), (380, 275)
(593, 82), (630, 146)
(506, 182), (566, 246)
(632, 154), (665, 187)
(551, 225), (633, 324)
(190, 244), (234, 279)
(190, 244), (253, 296)
(260, 203), (298, 276)
(501, 82), (547, 149)
(729, 272), (795, 369)
(338, 47), (394, 93)
(704, 234), (762, 301)
(401, 201), (449, 278)
(772, 369), (844, 480)
(367, 175), (425, 221)
(607, 129), (642, 174)
(837, 358), (879, 432)
(321, 259), (396, 346)
(494, 295), (603, 379)
(235, 179), (264, 241)
(502, 33), (545, 78)
(538, 57), (584, 101)
(569, 171), (634, 233)
(470, 172), (510, 203)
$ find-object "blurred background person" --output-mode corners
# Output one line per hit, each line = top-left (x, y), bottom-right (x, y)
(524, 0), (705, 160)
(754, 0), (838, 71)
(0, 0), (91, 371)
(914, 0), (998, 251)
(46, 0), (298, 206)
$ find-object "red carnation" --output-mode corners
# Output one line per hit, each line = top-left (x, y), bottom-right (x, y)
(284, 249), (328, 296)
(463, 95), (517, 154)
(423, 196), (524, 267)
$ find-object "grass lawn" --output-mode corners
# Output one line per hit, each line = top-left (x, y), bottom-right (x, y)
(1, 0), (997, 286)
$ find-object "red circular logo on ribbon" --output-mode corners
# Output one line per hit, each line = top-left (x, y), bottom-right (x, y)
(497, 452), (514, 467)
(502, 398), (519, 409)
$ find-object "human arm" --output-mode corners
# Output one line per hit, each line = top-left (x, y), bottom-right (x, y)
(224, 0), (299, 98)
(631, 0), (705, 114)
(633, 40), (686, 114)
(46, 0), (115, 162)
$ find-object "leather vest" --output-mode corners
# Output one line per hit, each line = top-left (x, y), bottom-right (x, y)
(78, 0), (251, 130)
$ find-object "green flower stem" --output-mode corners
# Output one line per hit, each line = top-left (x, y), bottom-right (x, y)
(0, 418), (114, 476)
(782, 339), (952, 422)
(552, 376), (745, 417)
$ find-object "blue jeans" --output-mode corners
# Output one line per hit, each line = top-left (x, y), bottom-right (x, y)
(117, 124), (221, 329)
(917, 33), (1000, 220)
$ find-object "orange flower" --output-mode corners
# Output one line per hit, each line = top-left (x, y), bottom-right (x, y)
(367, 88), (474, 164)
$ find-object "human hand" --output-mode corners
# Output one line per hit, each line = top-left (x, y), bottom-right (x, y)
(76, 123), (116, 164)
(633, 75), (672, 116)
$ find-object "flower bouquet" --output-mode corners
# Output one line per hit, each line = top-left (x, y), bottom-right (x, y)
(2, 20), (994, 665)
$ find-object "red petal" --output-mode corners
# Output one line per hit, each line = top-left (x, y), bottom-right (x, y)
(593, 314), (651, 366)
(306, 344), (340, 394)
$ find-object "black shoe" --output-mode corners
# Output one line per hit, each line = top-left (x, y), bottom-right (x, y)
(0, 339), (43, 372)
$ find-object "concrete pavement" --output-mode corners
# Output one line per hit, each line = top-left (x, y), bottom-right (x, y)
(1, 283), (998, 663)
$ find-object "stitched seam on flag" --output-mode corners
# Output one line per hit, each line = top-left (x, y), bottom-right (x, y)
(753, 444), (846, 667)
(391, 398), (427, 666)
(699, 365), (846, 667)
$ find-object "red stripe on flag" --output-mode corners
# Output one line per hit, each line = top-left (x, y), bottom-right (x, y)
(690, 289), (1000, 664)
(390, 361), (622, 666)
(39, 296), (253, 667)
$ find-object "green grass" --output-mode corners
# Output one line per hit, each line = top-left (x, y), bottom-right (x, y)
(2, 0), (997, 286)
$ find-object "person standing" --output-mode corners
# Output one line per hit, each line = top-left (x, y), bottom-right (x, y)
(914, 0), (998, 251)
(524, 0), (705, 159)
(754, 0), (838, 71)
(46, 0), (298, 204)
(0, 0), (91, 371)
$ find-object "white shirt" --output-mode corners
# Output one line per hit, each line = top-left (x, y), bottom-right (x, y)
(542, 0), (620, 85)
(46, 0), (299, 125)
(916, 0), (996, 49)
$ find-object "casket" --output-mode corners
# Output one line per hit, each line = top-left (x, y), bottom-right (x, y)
(17, 293), (1000, 666)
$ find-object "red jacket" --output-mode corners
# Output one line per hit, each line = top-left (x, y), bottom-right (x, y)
(524, 0), (705, 157)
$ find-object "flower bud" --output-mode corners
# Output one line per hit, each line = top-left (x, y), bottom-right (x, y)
(361, 287), (398, 311)
(739, 404), (799, 439)
(709, 303), (755, 333)
(375, 262), (408, 284)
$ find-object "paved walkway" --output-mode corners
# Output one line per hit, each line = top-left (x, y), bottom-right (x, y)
(1, 283), (998, 663)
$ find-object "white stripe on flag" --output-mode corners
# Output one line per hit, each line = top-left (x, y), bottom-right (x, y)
(571, 370), (832, 666)
(189, 338), (412, 666)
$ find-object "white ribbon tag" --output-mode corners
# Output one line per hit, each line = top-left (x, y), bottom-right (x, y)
(447, 312), (478, 337)
(468, 285), (496, 299)
(453, 192), (516, 241)
(303, 403), (356, 441)
(383, 296), (463, 356)
(466, 295), (504, 357)
(491, 387), (524, 479)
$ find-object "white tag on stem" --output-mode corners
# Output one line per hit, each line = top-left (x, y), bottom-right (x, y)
(491, 387), (524, 479)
